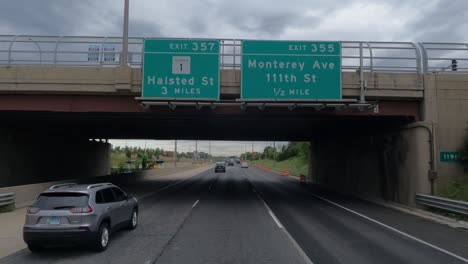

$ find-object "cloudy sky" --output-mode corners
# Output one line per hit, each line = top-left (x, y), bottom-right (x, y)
(1, 0), (467, 42)
(2, 0), (466, 155)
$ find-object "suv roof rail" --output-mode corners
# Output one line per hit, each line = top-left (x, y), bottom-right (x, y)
(86, 183), (113, 190)
(48, 183), (78, 190)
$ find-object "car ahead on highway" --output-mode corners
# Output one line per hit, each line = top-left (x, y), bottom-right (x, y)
(23, 183), (138, 252)
(227, 161), (234, 166)
(241, 162), (249, 168)
(215, 162), (226, 173)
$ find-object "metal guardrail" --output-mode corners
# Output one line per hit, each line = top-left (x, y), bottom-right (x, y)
(419, 42), (468, 73)
(0, 192), (15, 207)
(0, 35), (423, 73)
(415, 193), (468, 216)
(1, 35), (467, 73)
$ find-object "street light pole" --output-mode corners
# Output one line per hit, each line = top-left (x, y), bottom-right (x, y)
(121, 0), (129, 65)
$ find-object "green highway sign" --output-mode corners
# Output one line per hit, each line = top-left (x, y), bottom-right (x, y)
(142, 39), (220, 100)
(440, 151), (462, 163)
(241, 40), (341, 100)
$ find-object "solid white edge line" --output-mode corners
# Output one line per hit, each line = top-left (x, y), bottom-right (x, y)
(192, 199), (200, 208)
(311, 193), (468, 263)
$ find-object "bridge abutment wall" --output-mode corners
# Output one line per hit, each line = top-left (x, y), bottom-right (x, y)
(0, 128), (111, 187)
(309, 123), (432, 205)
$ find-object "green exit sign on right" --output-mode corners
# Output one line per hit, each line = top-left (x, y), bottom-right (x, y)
(241, 40), (341, 100)
(440, 151), (462, 163)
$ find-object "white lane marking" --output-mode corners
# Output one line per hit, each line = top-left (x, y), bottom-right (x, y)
(268, 211), (284, 229)
(138, 167), (212, 200)
(208, 182), (213, 191)
(192, 199), (200, 208)
(311, 193), (468, 263)
(252, 187), (314, 264)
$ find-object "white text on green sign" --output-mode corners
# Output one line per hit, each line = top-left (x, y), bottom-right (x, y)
(142, 39), (220, 100)
(241, 41), (341, 100)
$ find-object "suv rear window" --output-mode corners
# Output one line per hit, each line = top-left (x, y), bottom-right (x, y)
(34, 192), (89, 210)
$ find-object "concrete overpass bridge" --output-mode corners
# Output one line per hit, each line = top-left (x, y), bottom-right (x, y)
(0, 36), (467, 206)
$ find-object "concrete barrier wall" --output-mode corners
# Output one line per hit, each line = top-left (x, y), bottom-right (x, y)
(423, 73), (468, 189)
(0, 180), (73, 208)
(0, 162), (202, 209)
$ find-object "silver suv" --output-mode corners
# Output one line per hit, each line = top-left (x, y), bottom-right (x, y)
(23, 183), (138, 252)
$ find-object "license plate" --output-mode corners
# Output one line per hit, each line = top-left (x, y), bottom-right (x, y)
(47, 217), (60, 225)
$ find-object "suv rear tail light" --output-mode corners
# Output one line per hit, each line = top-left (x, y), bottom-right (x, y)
(27, 207), (40, 214)
(69, 206), (93, 214)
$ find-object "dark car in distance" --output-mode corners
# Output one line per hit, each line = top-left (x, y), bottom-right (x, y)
(215, 162), (226, 173)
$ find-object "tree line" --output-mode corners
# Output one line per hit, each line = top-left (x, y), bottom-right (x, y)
(240, 142), (309, 161)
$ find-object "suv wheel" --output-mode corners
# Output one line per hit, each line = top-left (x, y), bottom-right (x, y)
(27, 244), (43, 252)
(95, 223), (110, 251)
(128, 209), (138, 230)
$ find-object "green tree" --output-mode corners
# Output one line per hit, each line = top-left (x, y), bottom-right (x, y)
(125, 147), (132, 159)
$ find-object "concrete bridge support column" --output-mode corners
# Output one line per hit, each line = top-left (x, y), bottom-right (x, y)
(0, 128), (111, 187)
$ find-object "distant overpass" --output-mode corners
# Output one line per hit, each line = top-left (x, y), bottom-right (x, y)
(0, 35), (467, 206)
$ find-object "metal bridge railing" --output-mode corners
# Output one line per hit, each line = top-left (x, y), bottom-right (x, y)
(0, 35), (466, 73)
(419, 42), (468, 73)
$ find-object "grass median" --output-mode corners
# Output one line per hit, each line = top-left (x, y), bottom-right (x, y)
(250, 157), (308, 177)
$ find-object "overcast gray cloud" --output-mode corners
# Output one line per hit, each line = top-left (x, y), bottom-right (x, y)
(0, 0), (467, 42)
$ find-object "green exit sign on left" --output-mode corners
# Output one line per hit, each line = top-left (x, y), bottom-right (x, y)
(142, 39), (220, 100)
(440, 151), (462, 163)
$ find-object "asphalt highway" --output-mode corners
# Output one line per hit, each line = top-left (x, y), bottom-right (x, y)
(2, 165), (468, 264)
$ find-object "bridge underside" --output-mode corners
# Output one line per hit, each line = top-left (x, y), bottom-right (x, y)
(0, 94), (426, 204)
(0, 95), (419, 140)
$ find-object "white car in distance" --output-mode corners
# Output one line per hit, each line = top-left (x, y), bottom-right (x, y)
(241, 162), (249, 168)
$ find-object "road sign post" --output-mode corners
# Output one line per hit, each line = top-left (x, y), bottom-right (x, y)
(142, 39), (220, 100)
(241, 40), (341, 100)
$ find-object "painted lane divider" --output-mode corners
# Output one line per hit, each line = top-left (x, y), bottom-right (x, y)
(192, 199), (200, 208)
(250, 186), (314, 264)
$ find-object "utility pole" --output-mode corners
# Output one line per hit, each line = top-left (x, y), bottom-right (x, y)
(244, 144), (247, 161)
(174, 140), (177, 168)
(209, 140), (211, 159)
(195, 140), (198, 163)
(273, 141), (276, 167)
(251, 141), (254, 161)
(121, 0), (129, 65)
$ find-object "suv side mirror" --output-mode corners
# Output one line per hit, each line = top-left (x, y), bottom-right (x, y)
(127, 193), (134, 199)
